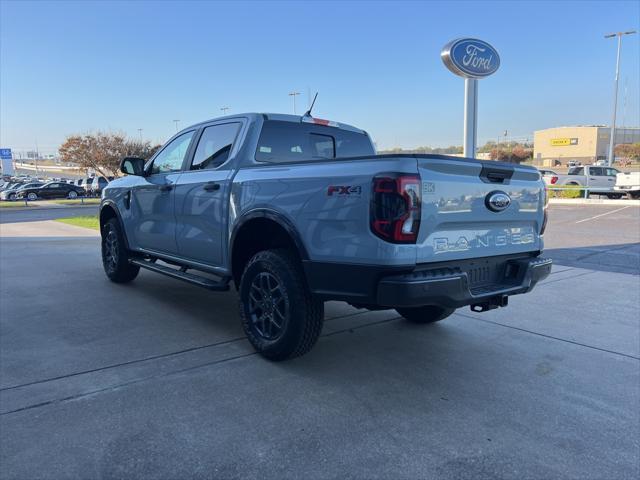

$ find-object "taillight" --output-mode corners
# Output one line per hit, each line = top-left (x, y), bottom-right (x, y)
(550, 176), (558, 185)
(540, 208), (548, 235)
(371, 174), (421, 243)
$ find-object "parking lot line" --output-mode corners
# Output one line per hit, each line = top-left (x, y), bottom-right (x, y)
(574, 205), (632, 224)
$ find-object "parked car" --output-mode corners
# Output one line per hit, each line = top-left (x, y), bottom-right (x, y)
(615, 171), (640, 199)
(88, 176), (112, 196)
(549, 165), (622, 198)
(538, 169), (558, 186)
(0, 181), (24, 193)
(0, 182), (44, 201)
(99, 112), (551, 360)
(16, 182), (86, 201)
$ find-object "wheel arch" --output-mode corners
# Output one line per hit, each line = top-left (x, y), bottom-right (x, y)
(230, 209), (309, 287)
(99, 201), (130, 249)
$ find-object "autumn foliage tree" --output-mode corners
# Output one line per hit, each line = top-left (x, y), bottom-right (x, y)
(615, 143), (640, 162)
(59, 132), (161, 178)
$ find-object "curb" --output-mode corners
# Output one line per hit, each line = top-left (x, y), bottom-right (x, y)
(549, 198), (640, 206)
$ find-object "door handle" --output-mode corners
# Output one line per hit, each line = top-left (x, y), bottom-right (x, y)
(159, 184), (173, 192)
(203, 182), (221, 192)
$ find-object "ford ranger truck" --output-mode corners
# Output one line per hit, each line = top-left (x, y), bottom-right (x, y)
(100, 113), (551, 360)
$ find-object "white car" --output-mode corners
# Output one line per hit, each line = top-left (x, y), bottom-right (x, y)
(615, 172), (640, 199)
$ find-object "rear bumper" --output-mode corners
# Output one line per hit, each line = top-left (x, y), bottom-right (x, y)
(304, 253), (551, 309)
(377, 256), (551, 308)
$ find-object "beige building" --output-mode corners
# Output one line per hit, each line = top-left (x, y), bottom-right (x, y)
(533, 126), (640, 167)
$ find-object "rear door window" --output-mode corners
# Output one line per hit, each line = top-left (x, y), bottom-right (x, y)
(191, 122), (241, 170)
(255, 120), (374, 163)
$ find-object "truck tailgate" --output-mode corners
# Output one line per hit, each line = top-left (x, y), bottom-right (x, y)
(416, 156), (544, 263)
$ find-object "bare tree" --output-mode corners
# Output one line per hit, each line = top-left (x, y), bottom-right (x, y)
(59, 132), (161, 177)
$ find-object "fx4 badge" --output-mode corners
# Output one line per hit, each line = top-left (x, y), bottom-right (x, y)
(327, 185), (362, 196)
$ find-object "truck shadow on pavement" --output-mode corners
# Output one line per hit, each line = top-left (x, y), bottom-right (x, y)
(544, 242), (640, 275)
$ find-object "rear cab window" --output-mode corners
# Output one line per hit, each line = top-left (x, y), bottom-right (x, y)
(255, 120), (374, 163)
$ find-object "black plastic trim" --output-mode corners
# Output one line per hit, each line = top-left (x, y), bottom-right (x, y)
(230, 208), (310, 261)
(304, 253), (551, 307)
(99, 200), (130, 249)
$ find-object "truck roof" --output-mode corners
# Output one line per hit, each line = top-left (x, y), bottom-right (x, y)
(183, 113), (367, 135)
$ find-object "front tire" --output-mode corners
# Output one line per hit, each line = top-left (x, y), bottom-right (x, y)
(239, 249), (324, 361)
(101, 218), (139, 283)
(68, 190), (78, 199)
(396, 305), (455, 324)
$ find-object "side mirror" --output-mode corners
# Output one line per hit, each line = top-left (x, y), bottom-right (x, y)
(120, 157), (145, 176)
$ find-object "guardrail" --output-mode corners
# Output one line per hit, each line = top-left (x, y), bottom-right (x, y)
(545, 184), (626, 199)
(14, 195), (98, 207)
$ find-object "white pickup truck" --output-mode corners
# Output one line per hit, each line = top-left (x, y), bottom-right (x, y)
(615, 171), (640, 199)
(544, 165), (623, 198)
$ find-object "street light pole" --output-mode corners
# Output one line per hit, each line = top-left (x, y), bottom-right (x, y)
(220, 106), (230, 115)
(604, 30), (636, 166)
(173, 120), (180, 132)
(289, 91), (300, 115)
(137, 128), (143, 141)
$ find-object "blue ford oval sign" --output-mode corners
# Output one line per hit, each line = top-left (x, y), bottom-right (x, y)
(441, 38), (500, 79)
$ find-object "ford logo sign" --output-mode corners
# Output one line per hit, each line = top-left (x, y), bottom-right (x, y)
(485, 191), (511, 212)
(441, 38), (500, 79)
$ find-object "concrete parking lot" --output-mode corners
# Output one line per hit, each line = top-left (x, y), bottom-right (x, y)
(0, 204), (638, 479)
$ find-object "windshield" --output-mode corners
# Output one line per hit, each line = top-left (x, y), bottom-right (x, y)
(255, 120), (375, 163)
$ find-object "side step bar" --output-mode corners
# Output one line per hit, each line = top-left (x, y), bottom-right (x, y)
(130, 258), (230, 291)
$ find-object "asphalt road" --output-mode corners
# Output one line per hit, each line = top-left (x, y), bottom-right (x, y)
(0, 204), (638, 479)
(544, 203), (640, 275)
(0, 205), (98, 224)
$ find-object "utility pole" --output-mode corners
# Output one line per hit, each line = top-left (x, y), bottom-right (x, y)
(33, 139), (40, 175)
(173, 120), (180, 132)
(289, 91), (300, 114)
(220, 106), (230, 115)
(604, 30), (636, 166)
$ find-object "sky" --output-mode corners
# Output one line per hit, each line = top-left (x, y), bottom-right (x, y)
(1, 0), (639, 154)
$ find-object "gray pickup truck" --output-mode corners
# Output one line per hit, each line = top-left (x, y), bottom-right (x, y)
(100, 113), (551, 360)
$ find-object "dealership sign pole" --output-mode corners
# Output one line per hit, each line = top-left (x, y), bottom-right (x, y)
(441, 39), (500, 158)
(0, 148), (14, 176)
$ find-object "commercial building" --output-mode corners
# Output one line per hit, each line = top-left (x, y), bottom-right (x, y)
(533, 126), (640, 166)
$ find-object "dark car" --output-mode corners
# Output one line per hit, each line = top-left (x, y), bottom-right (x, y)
(16, 182), (86, 201)
(1, 182), (44, 201)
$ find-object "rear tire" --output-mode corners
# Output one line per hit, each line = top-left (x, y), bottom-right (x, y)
(606, 193), (623, 199)
(396, 305), (455, 324)
(239, 249), (324, 361)
(101, 218), (139, 283)
(68, 190), (78, 199)
(27, 192), (37, 201)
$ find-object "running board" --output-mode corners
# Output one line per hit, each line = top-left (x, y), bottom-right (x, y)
(130, 258), (230, 291)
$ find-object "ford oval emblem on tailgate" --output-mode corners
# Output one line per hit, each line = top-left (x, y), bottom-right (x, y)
(485, 191), (511, 212)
